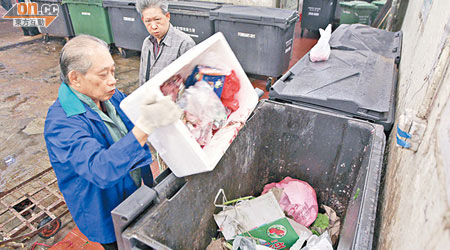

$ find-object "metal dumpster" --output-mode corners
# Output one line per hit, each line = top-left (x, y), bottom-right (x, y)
(329, 23), (402, 64)
(300, 0), (337, 36)
(270, 24), (402, 132)
(32, 0), (75, 40)
(168, 1), (222, 44)
(112, 99), (385, 249)
(103, 0), (148, 57)
(63, 0), (114, 44)
(210, 5), (298, 78)
(339, 1), (378, 25)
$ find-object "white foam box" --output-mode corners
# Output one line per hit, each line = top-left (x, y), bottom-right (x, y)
(120, 33), (259, 177)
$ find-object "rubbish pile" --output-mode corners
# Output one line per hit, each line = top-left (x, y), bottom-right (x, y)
(159, 65), (241, 146)
(208, 177), (341, 250)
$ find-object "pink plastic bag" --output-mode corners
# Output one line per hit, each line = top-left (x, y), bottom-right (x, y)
(262, 177), (318, 227)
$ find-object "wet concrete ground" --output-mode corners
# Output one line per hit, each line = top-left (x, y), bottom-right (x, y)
(0, 14), (317, 248)
(0, 17), (143, 248)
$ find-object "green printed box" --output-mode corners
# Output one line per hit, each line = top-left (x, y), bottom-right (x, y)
(240, 218), (299, 249)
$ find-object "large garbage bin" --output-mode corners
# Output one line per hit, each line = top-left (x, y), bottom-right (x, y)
(103, 0), (147, 57)
(210, 5), (298, 78)
(371, 0), (386, 23)
(270, 24), (402, 132)
(300, 0), (337, 36)
(339, 1), (378, 25)
(168, 1), (222, 44)
(31, 0), (74, 39)
(63, 0), (114, 43)
(112, 100), (385, 249)
(329, 23), (402, 63)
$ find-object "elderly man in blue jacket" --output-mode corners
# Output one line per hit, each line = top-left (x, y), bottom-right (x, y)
(44, 35), (181, 250)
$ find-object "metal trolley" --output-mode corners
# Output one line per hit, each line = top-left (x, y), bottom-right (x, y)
(0, 168), (69, 248)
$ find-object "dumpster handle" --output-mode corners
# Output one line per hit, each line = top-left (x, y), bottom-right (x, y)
(228, 14), (262, 22)
(278, 70), (293, 83)
(286, 12), (300, 25)
(112, 185), (157, 250)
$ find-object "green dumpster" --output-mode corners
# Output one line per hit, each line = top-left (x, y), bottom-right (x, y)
(371, 0), (386, 22)
(63, 0), (114, 43)
(339, 1), (378, 25)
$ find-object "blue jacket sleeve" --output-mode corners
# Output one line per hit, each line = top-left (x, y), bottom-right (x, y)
(44, 108), (152, 189)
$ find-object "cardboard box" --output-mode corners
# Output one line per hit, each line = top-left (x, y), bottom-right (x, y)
(214, 192), (286, 240)
(240, 217), (300, 249)
(120, 33), (259, 177)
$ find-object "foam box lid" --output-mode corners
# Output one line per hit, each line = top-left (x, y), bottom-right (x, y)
(120, 33), (259, 177)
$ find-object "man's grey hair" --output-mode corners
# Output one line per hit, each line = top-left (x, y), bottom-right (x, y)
(136, 0), (169, 15)
(59, 35), (109, 84)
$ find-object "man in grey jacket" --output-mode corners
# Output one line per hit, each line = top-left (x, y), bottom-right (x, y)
(136, 0), (195, 85)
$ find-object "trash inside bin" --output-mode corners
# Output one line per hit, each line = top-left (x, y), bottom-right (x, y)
(300, 0), (337, 35)
(63, 0), (114, 43)
(113, 99), (385, 249)
(339, 1), (378, 25)
(168, 1), (222, 44)
(329, 24), (402, 62)
(32, 0), (75, 39)
(210, 5), (298, 78)
(103, 0), (147, 55)
(269, 49), (398, 132)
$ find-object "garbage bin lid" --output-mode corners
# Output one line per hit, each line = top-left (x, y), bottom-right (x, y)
(210, 5), (298, 28)
(102, 0), (136, 8)
(329, 24), (402, 60)
(62, 0), (102, 6)
(339, 1), (378, 10)
(372, 0), (387, 7)
(33, 0), (61, 3)
(168, 1), (222, 12)
(269, 49), (397, 122)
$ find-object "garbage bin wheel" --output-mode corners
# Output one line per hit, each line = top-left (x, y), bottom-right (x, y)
(38, 217), (62, 239)
(62, 37), (70, 45)
(43, 34), (50, 42)
(118, 48), (129, 58)
(266, 77), (274, 91)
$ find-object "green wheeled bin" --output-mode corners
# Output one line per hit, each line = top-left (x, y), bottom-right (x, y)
(339, 1), (378, 25)
(371, 0), (387, 23)
(63, 0), (114, 43)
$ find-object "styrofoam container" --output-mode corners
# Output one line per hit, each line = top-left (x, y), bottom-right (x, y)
(120, 32), (259, 177)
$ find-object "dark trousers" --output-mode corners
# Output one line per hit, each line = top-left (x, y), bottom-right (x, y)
(101, 242), (119, 250)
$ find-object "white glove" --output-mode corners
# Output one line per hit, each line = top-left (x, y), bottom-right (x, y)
(135, 94), (182, 135)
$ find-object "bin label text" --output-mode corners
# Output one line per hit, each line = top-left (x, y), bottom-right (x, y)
(238, 32), (256, 39)
(174, 26), (195, 34)
(123, 17), (135, 22)
(81, 12), (91, 16)
(308, 6), (321, 16)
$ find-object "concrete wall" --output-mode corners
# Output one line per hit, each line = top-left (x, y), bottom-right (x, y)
(378, 0), (450, 249)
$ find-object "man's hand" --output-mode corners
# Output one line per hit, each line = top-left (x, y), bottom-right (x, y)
(135, 94), (182, 135)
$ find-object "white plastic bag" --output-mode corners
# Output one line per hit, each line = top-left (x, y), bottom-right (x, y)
(309, 24), (332, 62)
(177, 81), (228, 146)
(301, 231), (334, 250)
